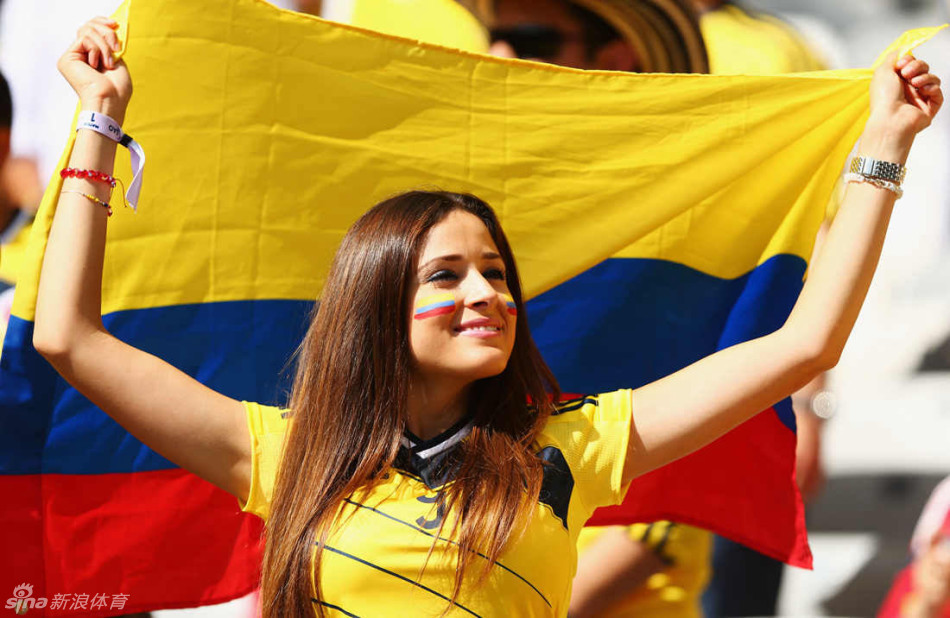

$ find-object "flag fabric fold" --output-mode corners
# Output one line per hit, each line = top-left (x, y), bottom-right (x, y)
(0, 0), (943, 611)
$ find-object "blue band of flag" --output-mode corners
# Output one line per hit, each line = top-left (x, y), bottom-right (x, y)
(0, 255), (803, 475)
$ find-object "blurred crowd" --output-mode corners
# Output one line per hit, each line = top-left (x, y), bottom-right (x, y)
(0, 1), (948, 616)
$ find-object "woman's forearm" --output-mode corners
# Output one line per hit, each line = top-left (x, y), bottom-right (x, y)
(782, 118), (912, 367)
(34, 99), (123, 357)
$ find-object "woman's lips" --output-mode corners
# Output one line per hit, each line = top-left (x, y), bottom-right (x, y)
(457, 325), (503, 338)
(455, 317), (504, 337)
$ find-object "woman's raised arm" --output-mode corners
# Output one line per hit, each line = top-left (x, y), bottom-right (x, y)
(622, 53), (943, 484)
(33, 18), (251, 501)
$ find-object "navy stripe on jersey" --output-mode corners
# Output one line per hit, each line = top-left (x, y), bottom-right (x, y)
(639, 522), (654, 542)
(536, 446), (574, 529)
(312, 599), (361, 617)
(342, 498), (552, 608)
(636, 522), (676, 565)
(552, 396), (599, 416)
(654, 522), (676, 564)
(322, 545), (482, 617)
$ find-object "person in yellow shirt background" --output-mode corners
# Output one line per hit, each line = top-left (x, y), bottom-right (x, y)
(572, 522), (713, 618)
(0, 70), (26, 347)
(691, 0), (827, 74)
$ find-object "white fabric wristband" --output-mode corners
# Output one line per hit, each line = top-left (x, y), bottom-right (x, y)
(76, 110), (145, 210)
(844, 172), (903, 199)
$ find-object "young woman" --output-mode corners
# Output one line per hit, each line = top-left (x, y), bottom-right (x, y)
(36, 16), (942, 618)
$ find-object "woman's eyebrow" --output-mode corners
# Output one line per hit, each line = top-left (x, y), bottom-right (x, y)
(418, 251), (502, 270)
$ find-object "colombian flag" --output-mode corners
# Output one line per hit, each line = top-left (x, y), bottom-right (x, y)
(0, 0), (942, 612)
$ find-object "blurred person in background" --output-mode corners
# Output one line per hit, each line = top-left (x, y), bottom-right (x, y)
(0, 69), (18, 344)
(321, 0), (491, 52)
(689, 0), (826, 74)
(879, 476), (950, 618)
(571, 521), (713, 618)
(489, 2), (714, 617)
(489, 0), (707, 72)
(294, 0), (322, 15)
(489, 0), (642, 70)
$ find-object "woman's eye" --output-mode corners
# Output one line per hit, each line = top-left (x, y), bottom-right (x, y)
(426, 270), (458, 283)
(484, 268), (506, 280)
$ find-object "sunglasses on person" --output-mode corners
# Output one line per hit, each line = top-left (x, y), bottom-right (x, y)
(489, 24), (583, 60)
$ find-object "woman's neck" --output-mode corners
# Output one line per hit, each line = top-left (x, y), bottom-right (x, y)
(406, 376), (470, 441)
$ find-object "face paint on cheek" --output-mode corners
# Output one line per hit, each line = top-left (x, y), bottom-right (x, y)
(413, 292), (457, 320)
(501, 293), (518, 316)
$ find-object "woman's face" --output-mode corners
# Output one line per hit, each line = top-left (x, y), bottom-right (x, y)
(409, 210), (517, 384)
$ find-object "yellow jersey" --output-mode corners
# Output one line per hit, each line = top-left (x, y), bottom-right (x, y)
(575, 522), (712, 618)
(699, 4), (827, 75)
(241, 391), (633, 617)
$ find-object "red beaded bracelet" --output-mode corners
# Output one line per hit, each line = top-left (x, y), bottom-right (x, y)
(60, 167), (117, 188)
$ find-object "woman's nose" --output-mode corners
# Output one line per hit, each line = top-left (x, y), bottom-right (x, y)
(463, 273), (499, 308)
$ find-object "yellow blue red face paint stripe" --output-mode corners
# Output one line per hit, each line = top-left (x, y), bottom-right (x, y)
(501, 293), (517, 316)
(413, 293), (456, 320)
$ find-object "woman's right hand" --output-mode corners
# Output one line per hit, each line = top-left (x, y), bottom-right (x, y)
(57, 17), (132, 122)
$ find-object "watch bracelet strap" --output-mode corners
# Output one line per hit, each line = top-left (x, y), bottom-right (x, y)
(849, 155), (906, 185)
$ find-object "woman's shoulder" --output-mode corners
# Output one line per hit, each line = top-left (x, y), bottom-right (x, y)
(239, 401), (292, 521)
(544, 389), (633, 426)
(534, 389), (635, 521)
(537, 389), (633, 451)
(243, 400), (292, 437)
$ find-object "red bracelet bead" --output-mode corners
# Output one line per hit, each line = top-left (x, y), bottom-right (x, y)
(60, 167), (117, 188)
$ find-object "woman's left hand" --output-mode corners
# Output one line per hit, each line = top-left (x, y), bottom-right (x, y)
(868, 53), (943, 142)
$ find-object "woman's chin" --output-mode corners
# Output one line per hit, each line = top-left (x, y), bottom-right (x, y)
(433, 354), (510, 382)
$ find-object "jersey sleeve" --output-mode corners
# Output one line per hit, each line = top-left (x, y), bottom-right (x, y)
(239, 401), (291, 521)
(539, 389), (633, 522)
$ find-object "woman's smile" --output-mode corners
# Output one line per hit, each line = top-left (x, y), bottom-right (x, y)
(455, 317), (505, 337)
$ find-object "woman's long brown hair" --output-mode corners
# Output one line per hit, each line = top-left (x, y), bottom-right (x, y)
(261, 191), (560, 617)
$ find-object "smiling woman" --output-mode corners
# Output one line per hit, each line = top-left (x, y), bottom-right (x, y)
(263, 191), (570, 616)
(32, 12), (943, 618)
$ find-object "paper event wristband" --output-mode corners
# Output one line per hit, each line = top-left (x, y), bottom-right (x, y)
(76, 110), (145, 210)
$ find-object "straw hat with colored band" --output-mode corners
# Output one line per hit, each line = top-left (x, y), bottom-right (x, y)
(487, 0), (709, 73)
(589, 0), (709, 73)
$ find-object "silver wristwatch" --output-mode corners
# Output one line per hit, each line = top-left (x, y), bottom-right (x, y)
(849, 156), (906, 185)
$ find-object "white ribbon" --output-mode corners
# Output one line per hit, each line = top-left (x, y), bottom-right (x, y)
(76, 110), (145, 211)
